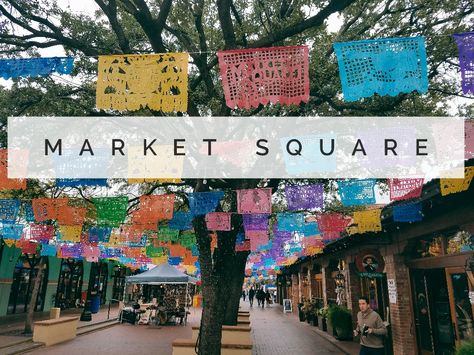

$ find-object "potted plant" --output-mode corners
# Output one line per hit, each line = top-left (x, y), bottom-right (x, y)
(297, 302), (306, 322)
(457, 338), (474, 355)
(311, 307), (319, 327)
(302, 300), (314, 324)
(318, 306), (328, 331)
(327, 305), (353, 340)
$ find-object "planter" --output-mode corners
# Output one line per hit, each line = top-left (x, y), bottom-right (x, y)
(335, 327), (353, 340)
(318, 317), (327, 332)
(310, 315), (319, 327)
(306, 313), (313, 324)
(327, 321), (336, 337)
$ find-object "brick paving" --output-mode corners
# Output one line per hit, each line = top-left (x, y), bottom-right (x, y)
(244, 302), (356, 355)
(21, 302), (357, 355)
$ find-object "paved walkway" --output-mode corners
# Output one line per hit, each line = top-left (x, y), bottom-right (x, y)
(0, 305), (121, 349)
(19, 302), (358, 355)
(246, 303), (358, 355)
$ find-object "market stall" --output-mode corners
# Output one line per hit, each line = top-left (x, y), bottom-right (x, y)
(122, 264), (198, 326)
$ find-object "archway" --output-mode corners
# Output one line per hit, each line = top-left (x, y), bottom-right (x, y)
(7, 254), (48, 314)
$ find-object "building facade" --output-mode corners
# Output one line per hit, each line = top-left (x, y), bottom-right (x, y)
(0, 244), (130, 318)
(278, 179), (474, 355)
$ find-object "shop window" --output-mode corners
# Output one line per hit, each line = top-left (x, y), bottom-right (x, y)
(447, 231), (474, 254)
(409, 230), (473, 259)
(112, 266), (127, 301)
(8, 254), (48, 314)
(56, 259), (83, 309)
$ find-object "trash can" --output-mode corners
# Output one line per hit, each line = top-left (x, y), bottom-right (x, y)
(91, 295), (101, 314)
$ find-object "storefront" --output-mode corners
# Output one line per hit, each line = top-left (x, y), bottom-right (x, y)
(277, 176), (474, 355)
(55, 258), (83, 309)
(406, 230), (474, 354)
(7, 254), (48, 314)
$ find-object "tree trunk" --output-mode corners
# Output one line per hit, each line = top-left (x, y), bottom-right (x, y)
(25, 257), (46, 334)
(223, 251), (249, 325)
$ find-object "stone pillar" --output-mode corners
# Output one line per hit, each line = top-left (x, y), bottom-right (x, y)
(345, 262), (362, 329)
(0, 245), (22, 316)
(307, 268), (312, 300)
(291, 274), (299, 307)
(384, 254), (416, 355)
(43, 257), (61, 312)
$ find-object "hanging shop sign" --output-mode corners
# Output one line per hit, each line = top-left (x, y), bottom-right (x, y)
(355, 249), (385, 278)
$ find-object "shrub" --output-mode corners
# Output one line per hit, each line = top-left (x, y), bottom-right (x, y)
(457, 339), (474, 355)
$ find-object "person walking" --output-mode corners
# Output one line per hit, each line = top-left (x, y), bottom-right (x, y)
(257, 288), (265, 308)
(354, 296), (387, 355)
(265, 290), (271, 307)
(242, 290), (246, 302)
(248, 287), (255, 307)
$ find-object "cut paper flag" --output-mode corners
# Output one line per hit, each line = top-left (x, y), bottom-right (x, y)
(334, 37), (428, 101)
(393, 202), (423, 222)
(30, 224), (55, 242)
(353, 209), (382, 233)
(0, 57), (74, 79)
(237, 188), (272, 214)
(316, 213), (351, 233)
(40, 244), (57, 257)
(58, 225), (82, 242)
(440, 166), (474, 196)
(453, 32), (474, 94)
(0, 224), (24, 240)
(188, 191), (225, 216)
(88, 226), (112, 243)
(247, 231), (269, 252)
(96, 53), (189, 112)
(235, 240), (251, 252)
(23, 203), (35, 222)
(92, 196), (128, 227)
(217, 45), (309, 109)
(56, 179), (107, 187)
(31, 198), (69, 222)
(146, 245), (168, 258)
(56, 206), (87, 226)
(389, 178), (424, 201)
(0, 199), (20, 224)
(3, 239), (16, 248)
(276, 213), (305, 232)
(179, 233), (197, 250)
(205, 212), (232, 231)
(0, 149), (27, 191)
(300, 222), (319, 237)
(156, 227), (180, 242)
(338, 179), (376, 206)
(59, 244), (83, 259)
(285, 184), (324, 210)
(243, 214), (269, 231)
(128, 178), (183, 184)
(133, 194), (175, 225)
(82, 245), (100, 263)
(168, 211), (194, 230)
(17, 240), (37, 254)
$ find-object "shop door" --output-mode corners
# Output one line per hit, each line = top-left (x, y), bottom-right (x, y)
(411, 269), (455, 355)
(445, 267), (474, 350)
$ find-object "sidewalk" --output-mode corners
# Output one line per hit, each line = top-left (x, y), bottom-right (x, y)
(241, 302), (359, 355)
(0, 305), (120, 349)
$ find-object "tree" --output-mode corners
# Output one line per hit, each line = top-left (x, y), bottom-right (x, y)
(1, 0), (472, 353)
(24, 256), (46, 334)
